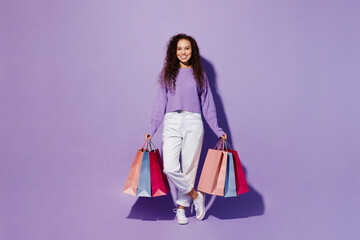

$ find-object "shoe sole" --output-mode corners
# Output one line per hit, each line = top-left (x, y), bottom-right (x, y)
(177, 220), (189, 225)
(196, 210), (205, 221)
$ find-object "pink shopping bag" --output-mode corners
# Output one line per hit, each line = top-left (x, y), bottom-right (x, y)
(123, 149), (144, 196)
(197, 142), (228, 196)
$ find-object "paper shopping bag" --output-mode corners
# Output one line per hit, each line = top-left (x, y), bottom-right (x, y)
(149, 149), (170, 197)
(228, 149), (249, 195)
(123, 149), (143, 196)
(154, 149), (170, 192)
(224, 152), (237, 197)
(197, 148), (228, 196)
(137, 151), (152, 197)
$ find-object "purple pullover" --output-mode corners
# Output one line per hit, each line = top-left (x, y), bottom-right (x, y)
(147, 68), (225, 138)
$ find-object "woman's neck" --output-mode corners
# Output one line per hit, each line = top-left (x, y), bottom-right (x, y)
(179, 62), (192, 68)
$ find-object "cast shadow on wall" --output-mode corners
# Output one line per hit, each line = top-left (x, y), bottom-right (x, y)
(197, 57), (264, 219)
(126, 57), (264, 221)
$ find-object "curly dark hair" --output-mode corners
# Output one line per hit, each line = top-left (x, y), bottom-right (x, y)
(159, 33), (205, 93)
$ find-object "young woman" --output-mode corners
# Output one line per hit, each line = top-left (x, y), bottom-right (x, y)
(145, 33), (226, 225)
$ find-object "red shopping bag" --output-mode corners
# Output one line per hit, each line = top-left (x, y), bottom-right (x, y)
(149, 148), (170, 197)
(197, 141), (228, 196)
(228, 149), (249, 195)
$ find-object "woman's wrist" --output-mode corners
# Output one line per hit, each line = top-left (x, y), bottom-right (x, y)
(145, 133), (152, 140)
(220, 133), (227, 140)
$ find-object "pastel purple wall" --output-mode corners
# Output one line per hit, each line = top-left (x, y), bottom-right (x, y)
(1, 0), (359, 239)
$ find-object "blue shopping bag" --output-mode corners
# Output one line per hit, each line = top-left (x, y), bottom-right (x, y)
(224, 152), (237, 197)
(137, 150), (152, 197)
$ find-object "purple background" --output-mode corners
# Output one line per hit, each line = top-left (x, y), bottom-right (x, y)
(1, 0), (359, 239)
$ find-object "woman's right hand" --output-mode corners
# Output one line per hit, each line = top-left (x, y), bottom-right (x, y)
(145, 133), (152, 141)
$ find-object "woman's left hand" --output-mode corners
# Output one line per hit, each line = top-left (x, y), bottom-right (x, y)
(220, 133), (227, 141)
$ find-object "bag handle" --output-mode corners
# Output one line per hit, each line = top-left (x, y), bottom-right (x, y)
(224, 140), (233, 150)
(148, 140), (157, 150)
(214, 139), (222, 149)
(214, 139), (226, 151)
(141, 139), (157, 151)
(141, 140), (148, 150)
(214, 139), (232, 151)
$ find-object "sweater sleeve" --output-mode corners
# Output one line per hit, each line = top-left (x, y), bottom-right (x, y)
(200, 73), (226, 138)
(147, 83), (168, 136)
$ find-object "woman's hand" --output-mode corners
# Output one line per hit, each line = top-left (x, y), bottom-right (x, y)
(145, 133), (152, 141)
(220, 133), (227, 141)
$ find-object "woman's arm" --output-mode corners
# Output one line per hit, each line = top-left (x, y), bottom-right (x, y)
(200, 73), (226, 138)
(146, 83), (168, 138)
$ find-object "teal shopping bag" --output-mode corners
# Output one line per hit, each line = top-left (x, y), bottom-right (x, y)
(224, 152), (237, 197)
(137, 150), (152, 197)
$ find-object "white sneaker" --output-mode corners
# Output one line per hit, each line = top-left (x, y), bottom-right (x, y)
(192, 191), (205, 220)
(173, 208), (189, 225)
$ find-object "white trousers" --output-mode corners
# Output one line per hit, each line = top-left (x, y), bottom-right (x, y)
(162, 111), (204, 207)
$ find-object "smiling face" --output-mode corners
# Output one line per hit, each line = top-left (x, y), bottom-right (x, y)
(176, 38), (192, 68)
